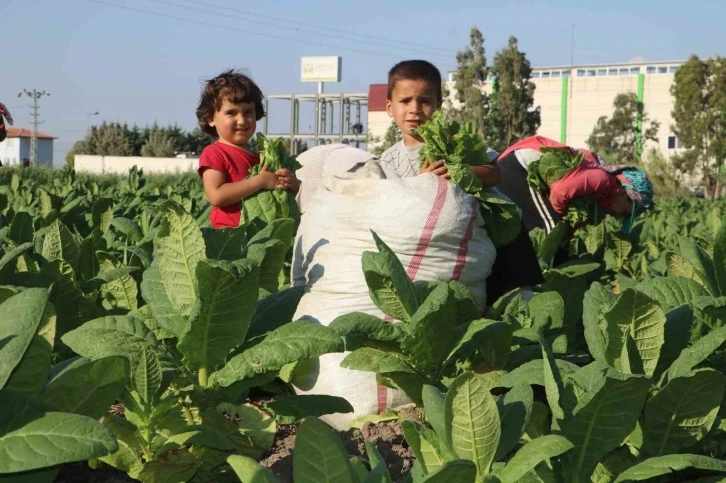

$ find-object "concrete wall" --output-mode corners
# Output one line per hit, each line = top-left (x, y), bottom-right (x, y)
(0, 137), (21, 166)
(0, 138), (53, 167)
(368, 111), (393, 147)
(75, 155), (198, 175)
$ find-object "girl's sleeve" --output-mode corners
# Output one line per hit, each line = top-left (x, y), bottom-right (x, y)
(548, 166), (616, 215)
(198, 146), (225, 178)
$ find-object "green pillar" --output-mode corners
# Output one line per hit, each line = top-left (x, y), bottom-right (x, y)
(560, 76), (568, 143)
(636, 73), (645, 158)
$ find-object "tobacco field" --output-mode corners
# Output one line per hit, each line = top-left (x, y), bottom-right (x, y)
(2, 165), (726, 483)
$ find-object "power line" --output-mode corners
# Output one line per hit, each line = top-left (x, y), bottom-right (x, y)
(88, 0), (456, 69)
(173, 0), (455, 57)
(18, 89), (50, 165)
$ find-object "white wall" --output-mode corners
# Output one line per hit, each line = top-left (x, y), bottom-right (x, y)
(75, 155), (199, 175)
(368, 111), (393, 147)
(0, 138), (21, 166)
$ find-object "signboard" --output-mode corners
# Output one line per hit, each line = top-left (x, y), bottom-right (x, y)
(301, 56), (341, 83)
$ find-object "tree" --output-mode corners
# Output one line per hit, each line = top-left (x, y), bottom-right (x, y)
(183, 128), (212, 155)
(487, 36), (541, 152)
(450, 27), (491, 139)
(641, 149), (689, 198)
(586, 92), (660, 164)
(141, 130), (176, 157)
(370, 121), (402, 156)
(82, 122), (134, 157)
(670, 55), (726, 198)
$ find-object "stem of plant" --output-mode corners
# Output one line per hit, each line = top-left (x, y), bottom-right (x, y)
(198, 367), (209, 388)
(181, 399), (195, 425)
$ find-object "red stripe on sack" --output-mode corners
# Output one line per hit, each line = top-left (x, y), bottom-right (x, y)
(377, 176), (449, 414)
(406, 177), (449, 280)
(451, 198), (480, 281)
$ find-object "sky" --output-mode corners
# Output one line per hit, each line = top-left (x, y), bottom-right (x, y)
(2, 0), (724, 167)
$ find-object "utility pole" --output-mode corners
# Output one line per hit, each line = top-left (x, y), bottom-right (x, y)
(18, 89), (50, 165)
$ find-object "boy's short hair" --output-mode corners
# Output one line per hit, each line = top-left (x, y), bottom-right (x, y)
(196, 69), (265, 138)
(387, 60), (442, 103)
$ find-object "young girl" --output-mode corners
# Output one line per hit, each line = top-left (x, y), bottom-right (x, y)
(196, 69), (298, 228)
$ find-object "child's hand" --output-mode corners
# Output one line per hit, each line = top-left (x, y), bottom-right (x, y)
(421, 159), (450, 180)
(256, 164), (281, 190)
(276, 168), (300, 194)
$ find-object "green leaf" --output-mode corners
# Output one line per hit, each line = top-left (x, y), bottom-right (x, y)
(643, 368), (726, 456)
(0, 242), (33, 282)
(713, 221), (726, 295)
(495, 435), (573, 483)
(91, 197), (115, 233)
(524, 402), (550, 441)
(445, 372), (500, 476)
(678, 236), (720, 296)
(0, 288), (50, 391)
(203, 225), (247, 261)
(9, 211), (34, 244)
(77, 231), (107, 283)
(61, 315), (159, 362)
(422, 385), (446, 438)
(601, 289), (666, 376)
(404, 282), (480, 375)
(112, 217), (144, 244)
(155, 200), (206, 317)
(666, 252), (703, 285)
(40, 356), (129, 419)
(560, 370), (650, 482)
(582, 282), (616, 362)
(498, 358), (580, 388)
(137, 450), (200, 483)
(341, 348), (417, 374)
(227, 455), (278, 483)
(495, 383), (533, 461)
(376, 372), (425, 406)
(653, 305), (694, 381)
(293, 417), (356, 483)
(636, 276), (709, 312)
(528, 291), (565, 332)
(364, 440), (393, 483)
(131, 346), (162, 406)
(444, 319), (512, 371)
(613, 454), (726, 482)
(215, 403), (277, 454)
(178, 259), (261, 374)
(537, 222), (570, 268)
(665, 326), (726, 382)
(40, 219), (80, 272)
(540, 335), (566, 424)
(419, 459), (478, 483)
(263, 395), (354, 425)
(39, 259), (82, 337)
(140, 260), (188, 338)
(3, 296), (56, 398)
(0, 393), (118, 473)
(401, 419), (456, 475)
(246, 218), (294, 293)
(211, 321), (343, 386)
(329, 312), (405, 351)
(361, 242), (417, 323)
(95, 251), (139, 310)
(246, 285), (305, 340)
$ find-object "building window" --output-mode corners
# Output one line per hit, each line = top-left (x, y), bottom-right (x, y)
(609, 68), (618, 76)
(552, 71), (561, 78)
(669, 66), (679, 73)
(532, 71), (541, 78)
(562, 70), (571, 77)
(658, 66), (668, 74)
(597, 69), (607, 76)
(646, 66), (656, 74)
(668, 136), (678, 149)
(577, 69), (586, 77)
(630, 67), (640, 75)
(587, 69), (597, 77)
(542, 71), (551, 78)
(618, 68), (629, 75)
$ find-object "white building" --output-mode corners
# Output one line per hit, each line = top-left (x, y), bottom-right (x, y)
(0, 128), (56, 167)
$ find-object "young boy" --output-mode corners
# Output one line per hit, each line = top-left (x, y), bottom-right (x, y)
(380, 60), (543, 306)
(379, 60), (501, 186)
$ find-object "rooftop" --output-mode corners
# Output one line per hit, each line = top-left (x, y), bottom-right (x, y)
(4, 128), (57, 140)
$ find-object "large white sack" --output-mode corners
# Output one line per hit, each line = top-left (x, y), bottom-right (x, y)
(290, 171), (497, 430)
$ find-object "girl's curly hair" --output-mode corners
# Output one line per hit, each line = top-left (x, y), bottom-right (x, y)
(196, 69), (265, 138)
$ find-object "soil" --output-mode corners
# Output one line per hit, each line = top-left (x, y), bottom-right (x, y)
(260, 418), (417, 483)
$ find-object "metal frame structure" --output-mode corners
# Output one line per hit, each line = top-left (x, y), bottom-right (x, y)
(262, 92), (368, 154)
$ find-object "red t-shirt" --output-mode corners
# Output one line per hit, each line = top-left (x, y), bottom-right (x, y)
(198, 142), (260, 228)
